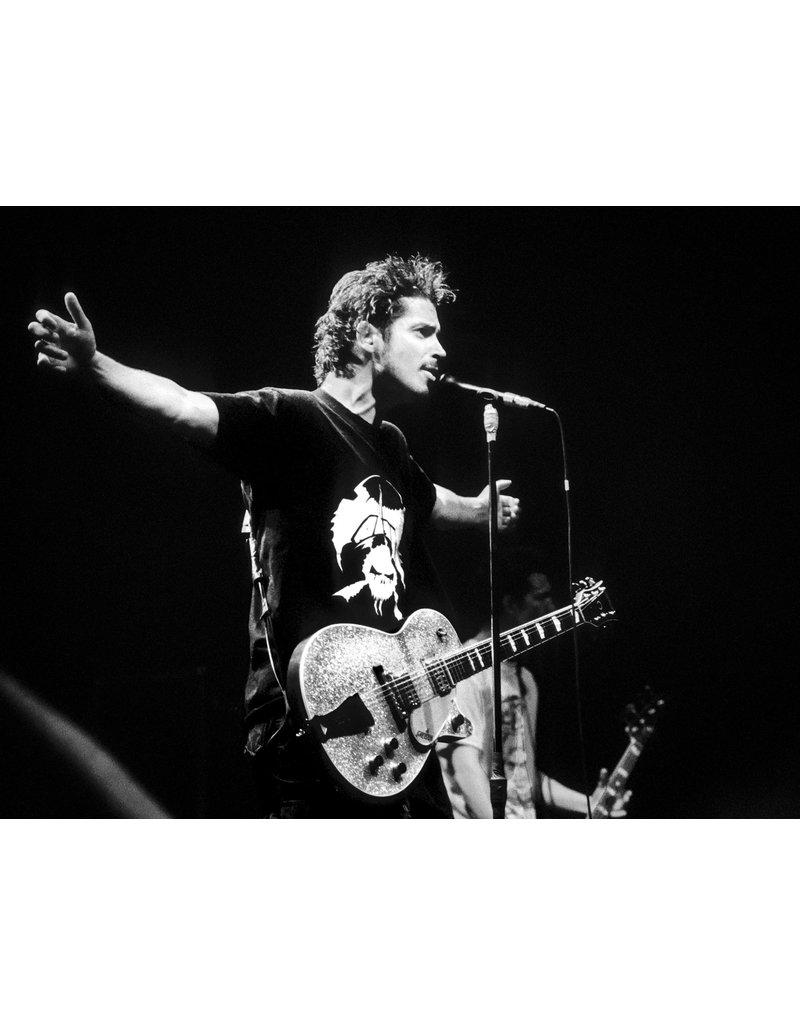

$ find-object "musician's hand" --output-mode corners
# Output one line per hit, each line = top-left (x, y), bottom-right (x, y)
(29, 292), (96, 375)
(590, 767), (632, 818)
(476, 479), (520, 532)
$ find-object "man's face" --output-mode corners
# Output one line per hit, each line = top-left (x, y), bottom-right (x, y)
(507, 573), (555, 626)
(372, 296), (446, 399)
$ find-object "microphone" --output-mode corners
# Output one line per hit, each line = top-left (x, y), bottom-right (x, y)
(436, 374), (553, 412)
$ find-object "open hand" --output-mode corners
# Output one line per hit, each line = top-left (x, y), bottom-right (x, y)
(29, 292), (96, 374)
(590, 767), (631, 818)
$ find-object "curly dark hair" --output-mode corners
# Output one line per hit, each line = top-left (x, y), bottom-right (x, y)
(313, 254), (456, 384)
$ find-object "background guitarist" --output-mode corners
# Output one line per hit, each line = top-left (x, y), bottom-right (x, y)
(28, 255), (521, 818)
(437, 557), (631, 819)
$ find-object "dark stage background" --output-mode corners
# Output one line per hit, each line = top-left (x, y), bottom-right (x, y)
(1, 208), (795, 817)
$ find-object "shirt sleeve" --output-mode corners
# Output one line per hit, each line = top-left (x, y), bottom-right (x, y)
(381, 421), (437, 524)
(203, 388), (283, 481)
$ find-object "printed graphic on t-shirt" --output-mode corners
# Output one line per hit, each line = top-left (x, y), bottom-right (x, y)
(502, 693), (535, 818)
(330, 475), (406, 621)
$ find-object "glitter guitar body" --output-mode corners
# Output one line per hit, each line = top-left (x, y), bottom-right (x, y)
(286, 579), (614, 804)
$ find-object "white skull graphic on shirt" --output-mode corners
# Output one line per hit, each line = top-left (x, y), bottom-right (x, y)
(330, 476), (406, 621)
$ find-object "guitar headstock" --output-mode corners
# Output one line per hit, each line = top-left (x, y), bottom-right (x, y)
(624, 690), (665, 743)
(572, 577), (616, 627)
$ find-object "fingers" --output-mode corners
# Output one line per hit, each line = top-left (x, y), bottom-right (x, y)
(35, 308), (72, 336)
(496, 479), (512, 493)
(498, 488), (521, 531)
(597, 767), (609, 787)
(30, 320), (69, 361)
(30, 319), (68, 355)
(34, 338), (69, 361)
(610, 791), (632, 818)
(64, 292), (90, 328)
(28, 321), (53, 340)
(37, 352), (67, 373)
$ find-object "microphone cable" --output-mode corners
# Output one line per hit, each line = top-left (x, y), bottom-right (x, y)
(549, 408), (594, 819)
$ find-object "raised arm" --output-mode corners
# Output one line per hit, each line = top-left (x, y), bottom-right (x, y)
(28, 292), (219, 446)
(431, 479), (520, 531)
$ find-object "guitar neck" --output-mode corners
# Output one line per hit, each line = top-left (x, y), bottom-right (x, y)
(591, 737), (647, 818)
(436, 602), (582, 690)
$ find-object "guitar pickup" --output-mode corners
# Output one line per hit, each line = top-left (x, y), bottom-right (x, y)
(307, 693), (375, 743)
(424, 656), (454, 697)
(374, 664), (420, 731)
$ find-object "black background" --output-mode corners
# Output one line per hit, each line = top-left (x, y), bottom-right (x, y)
(1, 208), (795, 817)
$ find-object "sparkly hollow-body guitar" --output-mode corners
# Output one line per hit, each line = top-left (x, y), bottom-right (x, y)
(286, 579), (615, 803)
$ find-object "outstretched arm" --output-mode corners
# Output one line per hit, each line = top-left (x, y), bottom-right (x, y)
(536, 769), (631, 818)
(28, 292), (219, 446)
(431, 479), (520, 532)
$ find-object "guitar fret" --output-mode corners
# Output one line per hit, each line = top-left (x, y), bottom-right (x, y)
(435, 595), (593, 697)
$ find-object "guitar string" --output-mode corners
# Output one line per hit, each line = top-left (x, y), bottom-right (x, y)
(357, 617), (573, 713)
(355, 607), (581, 716)
(357, 607), (579, 713)
(348, 593), (609, 723)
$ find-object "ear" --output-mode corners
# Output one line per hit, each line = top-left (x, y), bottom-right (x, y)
(354, 319), (381, 358)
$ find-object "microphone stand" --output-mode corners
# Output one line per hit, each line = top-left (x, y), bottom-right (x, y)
(483, 398), (507, 819)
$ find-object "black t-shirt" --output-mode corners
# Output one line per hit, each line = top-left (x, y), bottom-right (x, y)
(205, 386), (439, 741)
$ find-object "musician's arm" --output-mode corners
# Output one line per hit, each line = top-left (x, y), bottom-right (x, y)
(29, 292), (219, 446)
(431, 481), (520, 531)
(437, 743), (493, 819)
(536, 772), (592, 816)
(86, 352), (219, 445)
(536, 770), (631, 817)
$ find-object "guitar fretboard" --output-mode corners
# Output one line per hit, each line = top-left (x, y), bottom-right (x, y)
(423, 603), (581, 695)
(592, 738), (645, 818)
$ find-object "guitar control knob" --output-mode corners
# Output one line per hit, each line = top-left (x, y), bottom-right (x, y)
(367, 754), (385, 775)
(436, 627), (448, 640)
(391, 762), (408, 782)
(383, 736), (400, 756)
